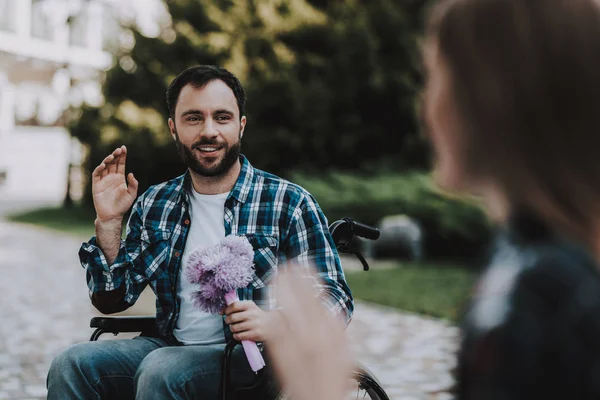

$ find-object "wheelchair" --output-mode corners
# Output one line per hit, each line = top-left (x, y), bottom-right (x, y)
(89, 218), (390, 400)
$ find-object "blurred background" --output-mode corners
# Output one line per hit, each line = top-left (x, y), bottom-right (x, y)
(0, 1), (490, 398)
(1, 0), (493, 267)
(0, 0), (491, 317)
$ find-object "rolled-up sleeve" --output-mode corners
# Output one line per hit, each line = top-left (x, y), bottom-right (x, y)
(79, 199), (149, 307)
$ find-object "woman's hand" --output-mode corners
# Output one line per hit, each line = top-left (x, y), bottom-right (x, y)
(267, 268), (353, 400)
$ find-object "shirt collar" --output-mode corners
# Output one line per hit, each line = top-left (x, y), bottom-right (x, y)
(229, 155), (254, 204)
(178, 154), (255, 205)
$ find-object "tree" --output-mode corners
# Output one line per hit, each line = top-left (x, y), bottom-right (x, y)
(71, 0), (429, 206)
(245, 0), (430, 174)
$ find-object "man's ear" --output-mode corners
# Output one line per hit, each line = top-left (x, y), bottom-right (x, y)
(240, 115), (247, 138)
(168, 118), (177, 140)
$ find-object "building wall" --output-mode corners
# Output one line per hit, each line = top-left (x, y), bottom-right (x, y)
(0, 0), (113, 205)
(0, 126), (72, 202)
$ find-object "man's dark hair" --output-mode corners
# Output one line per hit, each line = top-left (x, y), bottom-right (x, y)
(166, 65), (246, 119)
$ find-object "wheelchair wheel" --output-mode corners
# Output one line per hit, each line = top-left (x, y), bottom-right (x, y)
(273, 363), (389, 400)
(350, 363), (390, 400)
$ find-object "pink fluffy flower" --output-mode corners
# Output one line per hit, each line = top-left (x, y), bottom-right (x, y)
(186, 235), (255, 314)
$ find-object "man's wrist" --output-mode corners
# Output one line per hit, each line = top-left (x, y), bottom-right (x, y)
(94, 217), (124, 266)
(95, 217), (123, 231)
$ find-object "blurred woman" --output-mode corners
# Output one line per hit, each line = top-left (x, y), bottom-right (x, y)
(269, 0), (600, 398)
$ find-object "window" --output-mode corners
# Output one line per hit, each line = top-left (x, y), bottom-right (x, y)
(68, 5), (89, 47)
(31, 0), (55, 41)
(0, 0), (16, 33)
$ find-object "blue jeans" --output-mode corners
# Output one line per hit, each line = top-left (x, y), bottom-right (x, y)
(46, 336), (256, 399)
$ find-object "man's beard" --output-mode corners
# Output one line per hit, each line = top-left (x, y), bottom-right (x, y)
(175, 131), (242, 178)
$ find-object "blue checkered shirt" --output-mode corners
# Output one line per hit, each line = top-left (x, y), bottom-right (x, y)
(80, 155), (353, 337)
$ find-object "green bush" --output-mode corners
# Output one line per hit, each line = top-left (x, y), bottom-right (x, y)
(292, 171), (493, 264)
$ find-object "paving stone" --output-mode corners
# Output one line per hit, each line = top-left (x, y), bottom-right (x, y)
(23, 384), (47, 398)
(0, 379), (21, 392)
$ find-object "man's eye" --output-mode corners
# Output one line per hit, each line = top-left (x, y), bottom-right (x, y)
(216, 115), (231, 122)
(187, 117), (200, 122)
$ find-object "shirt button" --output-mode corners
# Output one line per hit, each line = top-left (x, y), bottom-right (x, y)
(171, 286), (175, 291)
(175, 251), (181, 257)
(184, 219), (190, 225)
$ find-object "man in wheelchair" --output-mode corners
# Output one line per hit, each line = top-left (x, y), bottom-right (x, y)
(47, 65), (354, 400)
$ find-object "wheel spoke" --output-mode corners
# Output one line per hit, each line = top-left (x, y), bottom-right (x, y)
(348, 383), (375, 400)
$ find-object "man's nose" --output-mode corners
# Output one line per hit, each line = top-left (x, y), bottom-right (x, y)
(202, 118), (219, 138)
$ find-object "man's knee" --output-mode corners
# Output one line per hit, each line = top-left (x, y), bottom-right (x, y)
(135, 348), (183, 394)
(48, 342), (96, 384)
(47, 341), (107, 400)
(134, 347), (222, 398)
(48, 338), (160, 400)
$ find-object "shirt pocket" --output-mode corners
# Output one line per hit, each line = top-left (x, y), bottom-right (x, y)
(244, 233), (279, 289)
(139, 227), (172, 280)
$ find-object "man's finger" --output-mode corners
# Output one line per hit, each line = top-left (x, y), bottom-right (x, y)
(225, 313), (237, 325)
(92, 163), (106, 185)
(225, 311), (250, 325)
(223, 304), (237, 316)
(117, 145), (127, 175)
(99, 154), (114, 176)
(224, 301), (251, 315)
(101, 153), (115, 165)
(107, 150), (119, 174)
(127, 173), (138, 198)
(102, 164), (110, 178)
(229, 321), (250, 333)
(233, 331), (257, 342)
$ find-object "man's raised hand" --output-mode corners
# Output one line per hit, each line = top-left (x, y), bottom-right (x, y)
(92, 145), (138, 223)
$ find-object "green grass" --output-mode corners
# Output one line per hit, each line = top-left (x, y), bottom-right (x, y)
(346, 264), (476, 322)
(7, 206), (97, 239)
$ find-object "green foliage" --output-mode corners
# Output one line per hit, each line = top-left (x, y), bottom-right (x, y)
(292, 171), (493, 262)
(70, 0), (430, 205)
(346, 263), (476, 321)
(245, 0), (430, 173)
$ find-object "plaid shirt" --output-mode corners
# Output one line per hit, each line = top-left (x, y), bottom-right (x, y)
(80, 155), (353, 337)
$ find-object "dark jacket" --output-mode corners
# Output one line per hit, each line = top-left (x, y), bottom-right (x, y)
(458, 213), (600, 399)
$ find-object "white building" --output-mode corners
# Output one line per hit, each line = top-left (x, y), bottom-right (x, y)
(0, 0), (118, 206)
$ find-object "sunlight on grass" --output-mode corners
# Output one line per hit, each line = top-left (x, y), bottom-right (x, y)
(7, 206), (97, 240)
(346, 264), (476, 322)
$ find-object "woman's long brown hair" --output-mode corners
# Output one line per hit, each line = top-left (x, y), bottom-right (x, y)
(427, 0), (600, 244)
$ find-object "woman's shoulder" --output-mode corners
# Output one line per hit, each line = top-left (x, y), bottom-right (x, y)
(504, 213), (599, 299)
(467, 212), (600, 333)
(458, 213), (600, 399)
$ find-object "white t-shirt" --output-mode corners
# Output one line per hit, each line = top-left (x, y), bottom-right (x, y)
(173, 189), (230, 345)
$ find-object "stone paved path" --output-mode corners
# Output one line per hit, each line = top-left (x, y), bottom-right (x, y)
(0, 221), (458, 399)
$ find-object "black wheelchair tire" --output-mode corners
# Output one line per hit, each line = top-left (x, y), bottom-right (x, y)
(353, 363), (390, 400)
(272, 363), (390, 400)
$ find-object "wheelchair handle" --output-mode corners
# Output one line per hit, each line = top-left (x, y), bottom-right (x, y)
(329, 218), (380, 271)
(347, 218), (380, 240)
